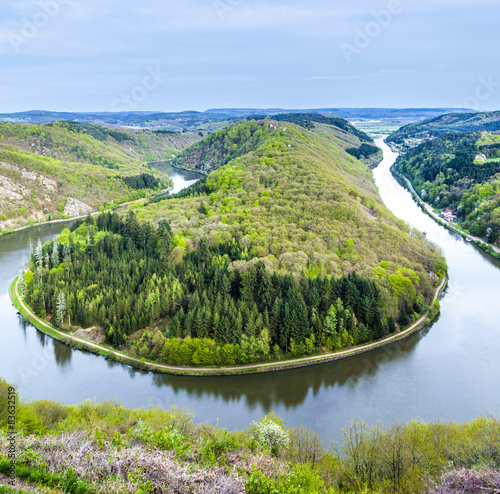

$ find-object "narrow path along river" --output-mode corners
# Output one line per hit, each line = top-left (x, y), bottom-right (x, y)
(1, 141), (499, 444)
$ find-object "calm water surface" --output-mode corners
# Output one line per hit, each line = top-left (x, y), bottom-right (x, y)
(1, 142), (499, 443)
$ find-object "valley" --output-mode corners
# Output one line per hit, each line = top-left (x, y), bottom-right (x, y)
(0, 123), (202, 233)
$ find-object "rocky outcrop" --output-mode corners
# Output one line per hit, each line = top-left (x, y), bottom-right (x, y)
(0, 175), (26, 201)
(64, 197), (93, 217)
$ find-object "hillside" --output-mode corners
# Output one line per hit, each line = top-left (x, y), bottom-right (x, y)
(392, 131), (500, 246)
(1, 378), (499, 494)
(0, 108), (471, 132)
(20, 116), (446, 370)
(0, 123), (201, 232)
(172, 114), (382, 174)
(387, 111), (500, 149)
(138, 117), (443, 293)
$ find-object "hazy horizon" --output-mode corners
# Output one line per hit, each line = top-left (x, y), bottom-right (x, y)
(0, 106), (478, 115)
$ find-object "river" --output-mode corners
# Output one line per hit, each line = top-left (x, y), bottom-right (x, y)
(1, 140), (499, 444)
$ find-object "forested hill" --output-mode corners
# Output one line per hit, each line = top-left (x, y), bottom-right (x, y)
(387, 111), (500, 148)
(268, 113), (374, 142)
(0, 122), (202, 233)
(393, 131), (500, 246)
(22, 118), (446, 368)
(172, 115), (382, 173)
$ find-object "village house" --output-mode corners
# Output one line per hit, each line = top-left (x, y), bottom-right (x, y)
(440, 209), (458, 222)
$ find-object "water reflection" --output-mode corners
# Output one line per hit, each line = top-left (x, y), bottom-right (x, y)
(152, 163), (203, 195)
(53, 340), (72, 368)
(37, 329), (47, 347)
(148, 330), (425, 411)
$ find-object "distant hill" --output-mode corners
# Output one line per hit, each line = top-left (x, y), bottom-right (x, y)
(387, 111), (500, 148)
(0, 108), (473, 132)
(171, 114), (382, 174)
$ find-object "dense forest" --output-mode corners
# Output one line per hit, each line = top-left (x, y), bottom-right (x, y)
(122, 173), (163, 190)
(345, 143), (380, 160)
(133, 119), (445, 314)
(2, 378), (500, 494)
(23, 212), (401, 367)
(393, 132), (500, 243)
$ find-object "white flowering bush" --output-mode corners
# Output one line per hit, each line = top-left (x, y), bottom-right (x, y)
(252, 414), (289, 457)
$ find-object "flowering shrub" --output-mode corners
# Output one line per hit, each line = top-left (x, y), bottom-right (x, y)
(252, 414), (289, 457)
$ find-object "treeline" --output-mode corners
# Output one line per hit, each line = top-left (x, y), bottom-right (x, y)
(23, 212), (403, 367)
(346, 143), (380, 160)
(49, 121), (131, 143)
(121, 173), (162, 190)
(271, 113), (373, 142)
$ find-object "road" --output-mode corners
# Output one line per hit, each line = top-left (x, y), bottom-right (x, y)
(12, 275), (447, 376)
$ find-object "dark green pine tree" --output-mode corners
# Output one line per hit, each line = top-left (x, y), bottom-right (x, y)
(230, 270), (242, 299)
(279, 302), (291, 353)
(398, 299), (412, 327)
(256, 262), (273, 311)
(288, 287), (309, 343)
(221, 316), (231, 344)
(370, 299), (384, 339)
(387, 316), (397, 334)
(270, 298), (282, 345)
(157, 220), (173, 262)
(232, 311), (243, 344)
(221, 274), (231, 298)
(197, 237), (211, 267)
(169, 315), (181, 338)
(192, 309), (204, 338)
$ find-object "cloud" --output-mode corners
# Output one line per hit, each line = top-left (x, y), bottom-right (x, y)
(0, 0), (499, 111)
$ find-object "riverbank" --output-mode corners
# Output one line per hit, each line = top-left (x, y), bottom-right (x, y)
(10, 274), (447, 377)
(148, 159), (209, 177)
(0, 185), (175, 239)
(391, 169), (500, 259)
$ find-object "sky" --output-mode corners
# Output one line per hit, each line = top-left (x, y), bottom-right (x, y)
(1, 0), (499, 113)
